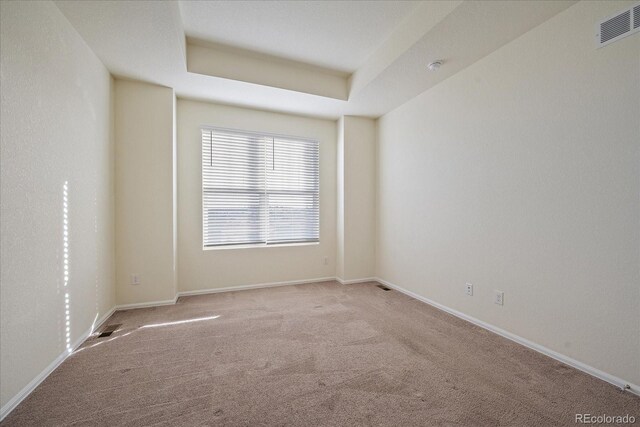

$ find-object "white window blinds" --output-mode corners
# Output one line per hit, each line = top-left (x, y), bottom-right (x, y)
(202, 128), (319, 247)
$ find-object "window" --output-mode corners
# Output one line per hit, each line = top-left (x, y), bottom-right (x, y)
(202, 127), (319, 248)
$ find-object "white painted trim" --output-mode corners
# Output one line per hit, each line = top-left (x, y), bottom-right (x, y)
(177, 276), (337, 297)
(115, 296), (179, 310)
(0, 306), (117, 421)
(375, 277), (640, 397)
(336, 277), (377, 285)
(203, 242), (319, 251)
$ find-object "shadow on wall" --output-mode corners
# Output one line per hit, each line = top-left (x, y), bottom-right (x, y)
(61, 177), (113, 355)
(62, 181), (71, 353)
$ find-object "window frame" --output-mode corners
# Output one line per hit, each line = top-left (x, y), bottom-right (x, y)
(200, 125), (320, 250)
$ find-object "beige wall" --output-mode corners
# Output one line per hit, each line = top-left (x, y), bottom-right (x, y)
(114, 80), (177, 305)
(377, 0), (640, 385)
(177, 99), (337, 292)
(188, 42), (348, 101)
(0, 0), (115, 411)
(337, 116), (376, 281)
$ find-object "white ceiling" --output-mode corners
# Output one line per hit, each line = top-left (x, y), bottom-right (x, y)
(179, 1), (421, 73)
(54, 0), (577, 120)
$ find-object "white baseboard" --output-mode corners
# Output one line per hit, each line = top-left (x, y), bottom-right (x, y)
(102, 277), (339, 312)
(375, 277), (640, 397)
(115, 295), (179, 310)
(177, 276), (337, 297)
(0, 305), (117, 421)
(336, 277), (377, 285)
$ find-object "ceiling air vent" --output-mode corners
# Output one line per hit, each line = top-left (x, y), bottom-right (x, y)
(596, 3), (640, 48)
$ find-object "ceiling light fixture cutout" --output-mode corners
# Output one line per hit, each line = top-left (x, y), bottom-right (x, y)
(427, 60), (443, 71)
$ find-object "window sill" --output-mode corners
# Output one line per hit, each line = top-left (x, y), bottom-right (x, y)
(203, 242), (319, 251)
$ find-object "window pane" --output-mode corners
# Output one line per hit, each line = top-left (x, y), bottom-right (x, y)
(202, 128), (319, 247)
(266, 137), (319, 244)
(202, 129), (266, 246)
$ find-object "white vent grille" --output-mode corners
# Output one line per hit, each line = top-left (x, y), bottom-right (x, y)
(596, 3), (640, 48)
(601, 10), (630, 43)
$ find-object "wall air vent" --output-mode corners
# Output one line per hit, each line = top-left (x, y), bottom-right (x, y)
(596, 3), (640, 48)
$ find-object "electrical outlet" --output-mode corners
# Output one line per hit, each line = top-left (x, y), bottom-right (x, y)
(494, 290), (504, 305)
(465, 283), (473, 296)
(130, 274), (140, 285)
(323, 256), (328, 265)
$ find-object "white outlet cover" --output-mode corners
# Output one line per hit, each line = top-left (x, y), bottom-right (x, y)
(465, 283), (473, 296)
(494, 290), (504, 305)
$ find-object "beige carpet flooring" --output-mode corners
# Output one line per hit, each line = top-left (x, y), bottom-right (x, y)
(2, 281), (638, 426)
